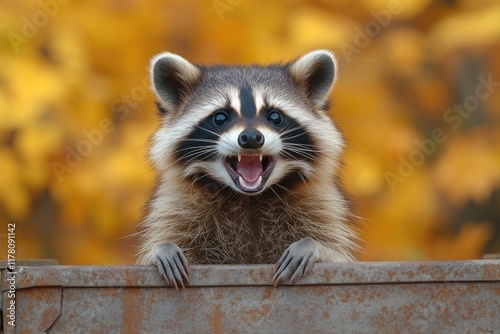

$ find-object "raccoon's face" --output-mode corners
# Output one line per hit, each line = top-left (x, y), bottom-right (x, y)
(149, 50), (344, 195)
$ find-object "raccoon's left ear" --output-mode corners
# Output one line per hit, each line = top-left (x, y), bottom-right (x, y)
(289, 50), (337, 110)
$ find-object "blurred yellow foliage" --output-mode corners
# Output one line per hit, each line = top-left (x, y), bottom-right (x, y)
(0, 0), (499, 264)
(434, 130), (500, 205)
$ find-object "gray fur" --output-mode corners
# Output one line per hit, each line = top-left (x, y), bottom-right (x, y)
(137, 50), (358, 287)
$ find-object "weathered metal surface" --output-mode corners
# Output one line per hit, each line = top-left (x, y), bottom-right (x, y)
(1, 259), (60, 333)
(2, 260), (499, 333)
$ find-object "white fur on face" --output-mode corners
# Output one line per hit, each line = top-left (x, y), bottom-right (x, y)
(253, 89), (265, 117)
(228, 88), (241, 116)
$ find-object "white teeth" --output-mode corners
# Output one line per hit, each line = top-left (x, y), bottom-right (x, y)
(238, 176), (263, 190)
(236, 154), (263, 161)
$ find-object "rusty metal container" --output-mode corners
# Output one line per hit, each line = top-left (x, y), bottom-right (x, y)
(2, 260), (499, 333)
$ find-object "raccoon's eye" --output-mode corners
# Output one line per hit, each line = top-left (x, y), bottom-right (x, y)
(267, 110), (283, 126)
(213, 111), (230, 126)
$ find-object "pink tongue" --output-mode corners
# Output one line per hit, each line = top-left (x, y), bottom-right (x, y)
(236, 156), (263, 183)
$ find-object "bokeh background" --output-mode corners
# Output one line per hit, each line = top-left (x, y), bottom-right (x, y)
(1, 0), (499, 264)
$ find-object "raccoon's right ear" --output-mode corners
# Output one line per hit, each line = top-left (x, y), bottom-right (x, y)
(150, 52), (201, 114)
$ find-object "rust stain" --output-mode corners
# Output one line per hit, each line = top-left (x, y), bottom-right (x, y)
(209, 304), (224, 334)
(262, 286), (273, 299)
(341, 292), (351, 303)
(313, 286), (328, 297)
(482, 264), (499, 279)
(122, 288), (144, 333)
(213, 288), (225, 300)
(257, 268), (267, 280)
(20, 287), (62, 331)
(248, 305), (270, 322)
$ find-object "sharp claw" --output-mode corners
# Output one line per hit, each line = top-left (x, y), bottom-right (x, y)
(152, 244), (190, 290)
(303, 254), (315, 276)
(178, 252), (190, 275)
(174, 255), (189, 283)
(275, 249), (289, 269)
(175, 275), (183, 290)
(169, 263), (184, 291)
(289, 262), (305, 283)
(168, 276), (175, 287)
(160, 261), (172, 284)
(273, 263), (289, 286)
(272, 271), (281, 284)
(274, 275), (283, 286)
(273, 238), (321, 285)
(181, 271), (190, 285)
(175, 259), (190, 289)
(274, 255), (293, 280)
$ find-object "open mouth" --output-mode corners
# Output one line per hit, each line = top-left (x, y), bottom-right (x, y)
(224, 154), (275, 193)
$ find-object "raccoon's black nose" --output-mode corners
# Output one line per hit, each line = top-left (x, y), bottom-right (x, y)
(238, 129), (265, 149)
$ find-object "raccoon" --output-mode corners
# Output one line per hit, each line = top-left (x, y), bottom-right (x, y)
(136, 50), (358, 289)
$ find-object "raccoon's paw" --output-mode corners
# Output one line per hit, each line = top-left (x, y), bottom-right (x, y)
(273, 237), (320, 286)
(151, 243), (190, 290)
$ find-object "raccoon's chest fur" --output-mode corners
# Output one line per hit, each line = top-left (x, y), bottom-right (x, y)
(171, 191), (310, 264)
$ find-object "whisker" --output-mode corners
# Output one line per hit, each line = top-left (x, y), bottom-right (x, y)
(280, 144), (319, 153)
(280, 131), (309, 142)
(298, 172), (307, 185)
(278, 125), (302, 136)
(281, 149), (319, 162)
(281, 142), (316, 148)
(171, 145), (220, 165)
(176, 145), (218, 155)
(182, 138), (220, 144)
(180, 149), (219, 163)
(176, 144), (218, 153)
(278, 119), (316, 137)
(196, 125), (222, 137)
